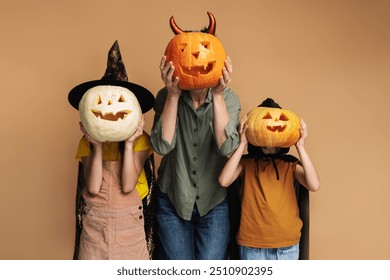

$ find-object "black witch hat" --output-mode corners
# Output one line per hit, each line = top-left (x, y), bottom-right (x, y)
(68, 40), (154, 113)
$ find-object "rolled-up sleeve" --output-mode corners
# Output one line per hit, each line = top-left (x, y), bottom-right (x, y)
(150, 88), (177, 155)
(215, 88), (241, 156)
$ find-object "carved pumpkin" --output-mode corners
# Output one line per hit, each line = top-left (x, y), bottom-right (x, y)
(68, 41), (154, 143)
(79, 85), (142, 142)
(164, 12), (227, 90)
(246, 106), (300, 148)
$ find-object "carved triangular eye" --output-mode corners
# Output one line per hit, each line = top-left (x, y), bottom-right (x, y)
(201, 41), (210, 49)
(118, 95), (126, 102)
(179, 43), (187, 52)
(96, 95), (102, 105)
(280, 113), (289, 121)
(263, 112), (272, 119)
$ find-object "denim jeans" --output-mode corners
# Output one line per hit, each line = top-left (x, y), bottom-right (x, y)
(155, 187), (230, 260)
(239, 243), (299, 260)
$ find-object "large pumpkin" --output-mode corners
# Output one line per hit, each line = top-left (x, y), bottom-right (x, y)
(79, 85), (142, 142)
(246, 106), (300, 148)
(164, 12), (227, 90)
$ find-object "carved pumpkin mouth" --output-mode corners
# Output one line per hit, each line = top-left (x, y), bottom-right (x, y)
(267, 125), (287, 132)
(91, 110), (132, 121)
(181, 62), (215, 77)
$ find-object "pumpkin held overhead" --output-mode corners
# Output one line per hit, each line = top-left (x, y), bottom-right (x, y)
(164, 12), (227, 90)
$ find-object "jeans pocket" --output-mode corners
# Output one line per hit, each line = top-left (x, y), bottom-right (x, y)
(278, 243), (299, 260)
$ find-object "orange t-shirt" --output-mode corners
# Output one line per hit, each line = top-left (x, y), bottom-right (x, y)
(236, 158), (303, 248)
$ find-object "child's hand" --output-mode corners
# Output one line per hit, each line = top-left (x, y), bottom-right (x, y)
(295, 118), (308, 148)
(125, 115), (145, 144)
(79, 122), (102, 148)
(239, 114), (248, 146)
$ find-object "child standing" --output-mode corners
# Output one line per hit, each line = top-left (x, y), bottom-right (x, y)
(219, 98), (320, 260)
(68, 41), (155, 259)
(76, 117), (152, 260)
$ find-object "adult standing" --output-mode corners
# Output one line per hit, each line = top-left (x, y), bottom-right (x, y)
(150, 13), (241, 260)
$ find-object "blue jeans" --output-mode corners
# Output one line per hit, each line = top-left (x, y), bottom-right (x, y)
(155, 187), (230, 260)
(239, 243), (299, 260)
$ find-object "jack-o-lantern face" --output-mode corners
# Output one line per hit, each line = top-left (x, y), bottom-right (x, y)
(79, 85), (141, 142)
(164, 12), (226, 90)
(246, 107), (300, 148)
(165, 33), (226, 90)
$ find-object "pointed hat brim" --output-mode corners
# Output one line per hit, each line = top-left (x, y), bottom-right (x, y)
(68, 79), (154, 113)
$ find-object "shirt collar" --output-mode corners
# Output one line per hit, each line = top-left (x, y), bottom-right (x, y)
(181, 88), (213, 104)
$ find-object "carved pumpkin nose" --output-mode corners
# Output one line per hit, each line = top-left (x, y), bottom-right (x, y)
(108, 100), (113, 105)
(192, 52), (200, 59)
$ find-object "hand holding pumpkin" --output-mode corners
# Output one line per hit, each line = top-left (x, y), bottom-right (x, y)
(212, 56), (233, 95)
(125, 115), (145, 145)
(160, 56), (180, 96)
(295, 118), (308, 149)
(79, 122), (102, 148)
(239, 114), (248, 147)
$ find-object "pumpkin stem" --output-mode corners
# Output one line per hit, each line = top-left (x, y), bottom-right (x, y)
(206, 12), (216, 35)
(170, 16), (184, 35)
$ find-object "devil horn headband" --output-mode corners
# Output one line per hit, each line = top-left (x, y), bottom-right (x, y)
(169, 11), (216, 35)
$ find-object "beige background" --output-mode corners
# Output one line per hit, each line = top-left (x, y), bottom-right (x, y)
(0, 0), (389, 260)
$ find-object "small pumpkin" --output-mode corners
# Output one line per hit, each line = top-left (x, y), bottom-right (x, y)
(79, 85), (142, 142)
(164, 12), (226, 90)
(246, 99), (300, 148)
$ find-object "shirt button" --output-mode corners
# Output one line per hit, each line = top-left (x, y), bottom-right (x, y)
(139, 215), (143, 219)
(193, 157), (197, 161)
(193, 183), (197, 188)
(194, 128), (198, 133)
(192, 170), (196, 175)
(193, 143), (197, 147)
(196, 196), (200, 200)
(138, 206), (142, 210)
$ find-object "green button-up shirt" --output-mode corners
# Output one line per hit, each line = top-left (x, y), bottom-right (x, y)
(150, 87), (241, 220)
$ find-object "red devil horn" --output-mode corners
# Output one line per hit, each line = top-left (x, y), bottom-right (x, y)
(169, 16), (184, 35)
(206, 12), (216, 35)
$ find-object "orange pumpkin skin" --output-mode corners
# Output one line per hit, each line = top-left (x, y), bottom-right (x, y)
(246, 107), (300, 148)
(164, 32), (226, 90)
